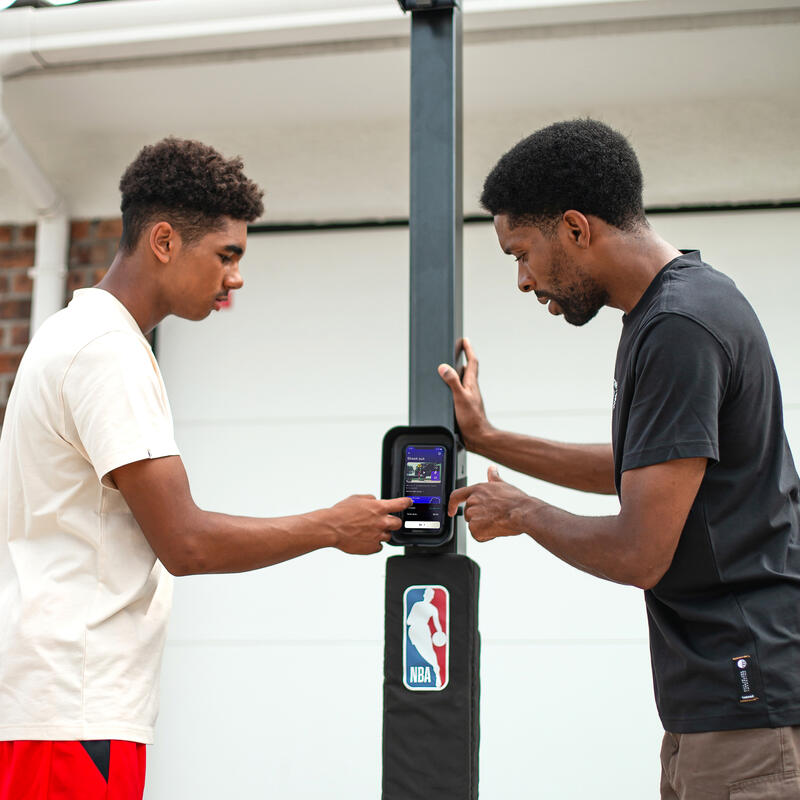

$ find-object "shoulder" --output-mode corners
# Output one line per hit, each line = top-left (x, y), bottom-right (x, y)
(636, 312), (732, 372)
(61, 331), (157, 401)
(632, 258), (761, 362)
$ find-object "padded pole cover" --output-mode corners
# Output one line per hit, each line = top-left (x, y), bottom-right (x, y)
(382, 554), (480, 799)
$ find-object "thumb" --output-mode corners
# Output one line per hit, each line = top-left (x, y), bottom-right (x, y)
(487, 466), (502, 482)
(437, 363), (462, 392)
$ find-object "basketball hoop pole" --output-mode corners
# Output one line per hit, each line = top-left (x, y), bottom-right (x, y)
(382, 3), (480, 797)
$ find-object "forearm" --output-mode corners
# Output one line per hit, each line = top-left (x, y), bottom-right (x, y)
(512, 499), (661, 589)
(161, 507), (337, 576)
(473, 427), (616, 495)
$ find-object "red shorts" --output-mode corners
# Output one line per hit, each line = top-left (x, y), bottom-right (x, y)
(0, 740), (146, 800)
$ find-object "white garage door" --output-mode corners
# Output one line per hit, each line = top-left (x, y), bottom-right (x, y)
(148, 209), (800, 800)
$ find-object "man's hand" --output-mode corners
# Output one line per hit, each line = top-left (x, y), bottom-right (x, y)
(447, 466), (534, 542)
(326, 495), (412, 554)
(438, 338), (492, 451)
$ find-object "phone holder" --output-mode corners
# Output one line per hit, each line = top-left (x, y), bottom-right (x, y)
(382, 425), (462, 547)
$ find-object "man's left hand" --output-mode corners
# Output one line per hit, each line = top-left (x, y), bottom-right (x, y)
(448, 467), (536, 542)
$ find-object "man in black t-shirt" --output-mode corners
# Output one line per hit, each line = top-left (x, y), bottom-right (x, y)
(440, 119), (800, 799)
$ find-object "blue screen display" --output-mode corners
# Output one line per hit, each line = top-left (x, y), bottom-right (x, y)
(403, 445), (445, 532)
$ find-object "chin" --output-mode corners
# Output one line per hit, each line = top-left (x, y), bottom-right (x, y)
(178, 308), (212, 322)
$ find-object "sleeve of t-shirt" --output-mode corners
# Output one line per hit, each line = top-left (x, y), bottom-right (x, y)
(620, 312), (731, 473)
(61, 331), (180, 487)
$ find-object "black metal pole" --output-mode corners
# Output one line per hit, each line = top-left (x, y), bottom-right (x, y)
(382, 4), (480, 798)
(408, 4), (463, 435)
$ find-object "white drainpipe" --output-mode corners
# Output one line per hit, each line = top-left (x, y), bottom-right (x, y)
(0, 80), (68, 333)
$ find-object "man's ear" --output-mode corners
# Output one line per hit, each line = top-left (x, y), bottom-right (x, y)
(561, 210), (591, 249)
(149, 221), (177, 264)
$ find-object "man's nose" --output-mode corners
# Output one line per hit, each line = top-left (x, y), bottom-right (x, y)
(518, 264), (535, 293)
(226, 265), (244, 290)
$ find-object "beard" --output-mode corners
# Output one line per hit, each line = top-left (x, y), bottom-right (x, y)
(545, 243), (609, 326)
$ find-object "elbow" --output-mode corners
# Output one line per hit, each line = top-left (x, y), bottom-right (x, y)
(151, 523), (211, 577)
(160, 540), (210, 577)
(630, 573), (660, 591)
(162, 556), (194, 577)
(627, 559), (670, 591)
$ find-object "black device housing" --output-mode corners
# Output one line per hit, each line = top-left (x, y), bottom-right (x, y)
(382, 425), (460, 547)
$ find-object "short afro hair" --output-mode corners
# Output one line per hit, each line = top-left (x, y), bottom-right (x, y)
(480, 119), (645, 232)
(119, 137), (264, 253)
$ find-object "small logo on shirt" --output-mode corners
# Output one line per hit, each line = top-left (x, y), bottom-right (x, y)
(731, 654), (759, 703)
(612, 379), (618, 410)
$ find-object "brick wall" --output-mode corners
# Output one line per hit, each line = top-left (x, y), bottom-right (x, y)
(0, 217), (121, 426)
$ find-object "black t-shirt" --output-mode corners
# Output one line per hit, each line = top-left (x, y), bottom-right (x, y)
(612, 250), (800, 733)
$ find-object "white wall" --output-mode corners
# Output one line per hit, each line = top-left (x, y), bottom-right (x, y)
(149, 208), (800, 799)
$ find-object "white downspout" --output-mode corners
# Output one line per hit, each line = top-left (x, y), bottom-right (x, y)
(0, 80), (68, 334)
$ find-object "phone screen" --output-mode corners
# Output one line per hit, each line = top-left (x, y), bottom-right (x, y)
(402, 445), (446, 531)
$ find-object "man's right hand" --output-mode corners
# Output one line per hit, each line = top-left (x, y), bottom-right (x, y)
(326, 495), (413, 555)
(437, 337), (492, 451)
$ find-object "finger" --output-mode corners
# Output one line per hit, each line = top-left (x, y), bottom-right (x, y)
(385, 515), (404, 530)
(348, 493), (376, 500)
(437, 363), (464, 393)
(380, 532), (392, 541)
(382, 496), (414, 512)
(448, 485), (473, 516)
(488, 466), (502, 482)
(462, 337), (479, 384)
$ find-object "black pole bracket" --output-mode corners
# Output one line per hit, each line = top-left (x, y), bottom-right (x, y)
(397, 0), (459, 10)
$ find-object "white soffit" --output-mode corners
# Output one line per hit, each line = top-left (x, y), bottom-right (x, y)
(1, 0), (799, 77)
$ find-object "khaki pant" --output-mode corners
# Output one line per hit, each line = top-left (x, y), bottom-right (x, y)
(660, 727), (800, 799)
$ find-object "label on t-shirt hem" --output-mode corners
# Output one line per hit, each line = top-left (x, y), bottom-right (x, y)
(731, 653), (760, 704)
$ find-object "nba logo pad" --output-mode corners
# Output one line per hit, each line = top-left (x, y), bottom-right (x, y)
(403, 585), (449, 691)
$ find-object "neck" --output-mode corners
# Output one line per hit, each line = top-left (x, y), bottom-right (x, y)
(95, 252), (168, 335)
(601, 225), (682, 313)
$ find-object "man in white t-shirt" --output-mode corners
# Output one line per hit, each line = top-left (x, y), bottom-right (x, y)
(0, 138), (411, 800)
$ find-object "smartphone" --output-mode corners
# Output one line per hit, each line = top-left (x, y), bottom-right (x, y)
(401, 444), (446, 532)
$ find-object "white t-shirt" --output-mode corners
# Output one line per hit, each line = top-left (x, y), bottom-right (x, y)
(0, 288), (180, 744)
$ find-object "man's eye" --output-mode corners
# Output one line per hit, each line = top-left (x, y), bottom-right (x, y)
(220, 254), (232, 264)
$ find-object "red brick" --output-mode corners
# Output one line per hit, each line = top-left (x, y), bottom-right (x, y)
(69, 243), (90, 267)
(0, 227), (12, 245)
(11, 324), (29, 347)
(88, 243), (113, 266)
(19, 225), (36, 243)
(0, 299), (31, 320)
(69, 242), (111, 268)
(70, 220), (92, 241)
(0, 249), (35, 269)
(12, 272), (33, 294)
(0, 353), (22, 374)
(0, 275), (8, 295)
(92, 268), (108, 285)
(66, 271), (86, 294)
(95, 218), (122, 239)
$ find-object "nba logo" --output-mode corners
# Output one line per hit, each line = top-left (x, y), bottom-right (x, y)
(403, 585), (449, 691)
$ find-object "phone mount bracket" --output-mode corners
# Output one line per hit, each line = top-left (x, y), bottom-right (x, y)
(382, 424), (463, 547)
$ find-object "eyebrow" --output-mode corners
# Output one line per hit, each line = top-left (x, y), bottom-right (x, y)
(222, 244), (244, 256)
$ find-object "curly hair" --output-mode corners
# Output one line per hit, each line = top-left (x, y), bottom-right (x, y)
(480, 119), (645, 232)
(118, 137), (264, 253)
